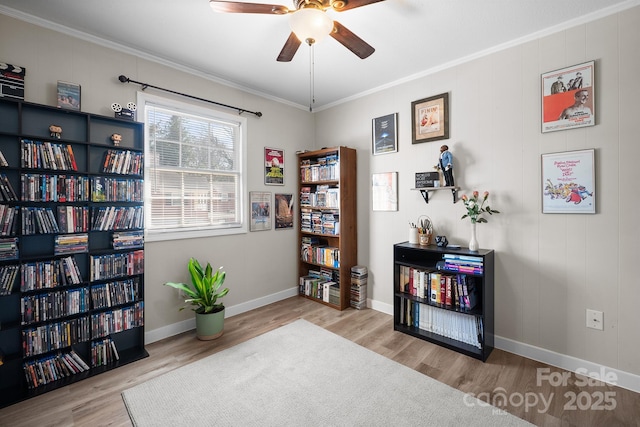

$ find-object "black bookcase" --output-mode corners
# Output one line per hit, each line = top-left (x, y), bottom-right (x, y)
(393, 242), (494, 361)
(0, 98), (147, 408)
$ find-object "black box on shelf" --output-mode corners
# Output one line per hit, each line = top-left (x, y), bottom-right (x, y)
(115, 108), (135, 121)
(415, 171), (440, 188)
(0, 62), (26, 100)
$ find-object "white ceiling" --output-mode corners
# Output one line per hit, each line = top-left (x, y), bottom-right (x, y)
(0, 0), (636, 110)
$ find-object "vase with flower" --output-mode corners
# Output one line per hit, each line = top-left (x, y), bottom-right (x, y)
(461, 191), (500, 251)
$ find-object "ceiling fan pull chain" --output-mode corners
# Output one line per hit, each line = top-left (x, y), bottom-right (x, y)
(309, 43), (315, 112)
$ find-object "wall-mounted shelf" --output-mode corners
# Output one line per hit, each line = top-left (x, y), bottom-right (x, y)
(412, 186), (459, 203)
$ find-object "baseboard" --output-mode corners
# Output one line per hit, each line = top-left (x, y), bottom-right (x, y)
(145, 286), (299, 344)
(147, 292), (640, 394)
(495, 335), (640, 394)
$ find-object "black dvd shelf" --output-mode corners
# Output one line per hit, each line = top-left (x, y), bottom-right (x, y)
(0, 98), (147, 408)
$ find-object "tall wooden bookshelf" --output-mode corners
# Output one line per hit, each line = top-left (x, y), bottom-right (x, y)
(393, 243), (494, 361)
(0, 98), (147, 408)
(298, 146), (357, 310)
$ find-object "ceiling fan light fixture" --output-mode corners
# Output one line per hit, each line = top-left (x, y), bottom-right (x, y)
(289, 8), (333, 45)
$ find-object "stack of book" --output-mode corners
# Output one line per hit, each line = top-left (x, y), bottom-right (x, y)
(350, 265), (368, 310)
(112, 230), (144, 250)
(54, 233), (89, 255)
(0, 237), (18, 261)
(439, 253), (484, 275)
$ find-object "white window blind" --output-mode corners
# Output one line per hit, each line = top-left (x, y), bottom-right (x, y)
(142, 95), (246, 239)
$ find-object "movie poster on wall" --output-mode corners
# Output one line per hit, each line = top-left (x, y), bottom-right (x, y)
(541, 61), (595, 133)
(265, 147), (284, 185)
(541, 149), (595, 214)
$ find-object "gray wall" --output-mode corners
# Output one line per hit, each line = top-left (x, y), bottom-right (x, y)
(0, 13), (314, 339)
(314, 6), (640, 385)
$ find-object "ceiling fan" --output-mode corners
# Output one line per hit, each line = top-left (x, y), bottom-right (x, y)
(209, 0), (386, 62)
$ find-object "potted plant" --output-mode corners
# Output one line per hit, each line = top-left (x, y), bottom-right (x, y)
(164, 258), (229, 340)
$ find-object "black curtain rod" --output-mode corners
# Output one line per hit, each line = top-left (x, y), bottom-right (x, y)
(118, 75), (262, 118)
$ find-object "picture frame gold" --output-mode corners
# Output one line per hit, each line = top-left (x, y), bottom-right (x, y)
(411, 92), (449, 144)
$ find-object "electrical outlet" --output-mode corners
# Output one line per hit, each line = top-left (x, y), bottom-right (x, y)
(586, 309), (604, 330)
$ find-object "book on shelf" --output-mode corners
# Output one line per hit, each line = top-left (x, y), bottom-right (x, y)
(0, 149), (8, 167)
(20, 287), (90, 324)
(22, 316), (91, 357)
(102, 149), (143, 175)
(112, 230), (144, 250)
(21, 173), (90, 202)
(0, 264), (19, 295)
(54, 233), (89, 255)
(21, 207), (60, 234)
(0, 204), (18, 236)
(92, 206), (144, 231)
(0, 174), (18, 202)
(22, 350), (90, 389)
(20, 139), (78, 171)
(91, 337), (120, 367)
(90, 250), (144, 281)
(0, 237), (18, 261)
(20, 256), (83, 291)
(90, 277), (140, 309)
(90, 302), (144, 339)
(91, 176), (144, 202)
(57, 206), (89, 233)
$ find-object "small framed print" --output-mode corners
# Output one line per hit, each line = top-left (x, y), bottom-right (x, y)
(541, 61), (595, 133)
(411, 92), (449, 144)
(265, 147), (284, 185)
(541, 149), (595, 214)
(372, 113), (398, 155)
(57, 81), (81, 111)
(372, 172), (398, 211)
(274, 193), (294, 229)
(250, 191), (272, 231)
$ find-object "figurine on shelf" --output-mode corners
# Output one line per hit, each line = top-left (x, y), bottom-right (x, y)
(49, 124), (62, 139)
(438, 144), (454, 188)
(111, 133), (122, 146)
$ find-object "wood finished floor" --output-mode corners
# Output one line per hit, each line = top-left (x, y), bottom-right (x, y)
(1, 296), (638, 427)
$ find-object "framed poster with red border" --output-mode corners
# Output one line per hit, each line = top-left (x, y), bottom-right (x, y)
(541, 61), (595, 133)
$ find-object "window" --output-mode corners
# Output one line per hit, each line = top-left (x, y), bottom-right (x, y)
(139, 93), (247, 241)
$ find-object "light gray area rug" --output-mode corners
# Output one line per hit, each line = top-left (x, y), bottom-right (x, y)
(122, 319), (531, 426)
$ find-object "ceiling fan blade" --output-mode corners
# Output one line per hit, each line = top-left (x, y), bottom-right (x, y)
(277, 32), (302, 62)
(330, 21), (375, 59)
(209, 1), (290, 14)
(332, 0), (386, 12)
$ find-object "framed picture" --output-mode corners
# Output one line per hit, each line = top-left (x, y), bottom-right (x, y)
(57, 81), (81, 111)
(372, 172), (398, 211)
(274, 193), (294, 229)
(541, 61), (595, 133)
(250, 191), (272, 231)
(265, 147), (284, 185)
(372, 113), (398, 155)
(541, 149), (595, 214)
(411, 92), (449, 144)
